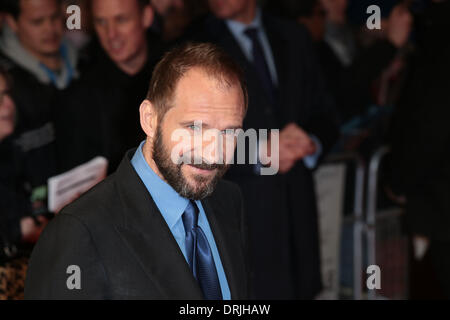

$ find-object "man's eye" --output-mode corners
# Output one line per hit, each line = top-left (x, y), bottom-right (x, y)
(32, 18), (44, 26)
(188, 125), (201, 131)
(51, 13), (61, 22)
(117, 16), (129, 24)
(95, 19), (106, 26)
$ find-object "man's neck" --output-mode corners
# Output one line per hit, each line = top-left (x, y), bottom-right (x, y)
(230, 2), (257, 25)
(39, 54), (63, 71)
(116, 42), (149, 76)
(328, 15), (346, 26)
(19, 38), (63, 70)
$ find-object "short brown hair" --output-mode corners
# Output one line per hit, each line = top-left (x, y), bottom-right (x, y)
(3, 0), (62, 20)
(147, 42), (248, 120)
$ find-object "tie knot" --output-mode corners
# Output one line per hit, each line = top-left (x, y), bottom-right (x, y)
(182, 200), (199, 232)
(244, 27), (259, 40)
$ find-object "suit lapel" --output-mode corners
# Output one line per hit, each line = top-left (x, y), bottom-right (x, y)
(112, 152), (246, 299)
(202, 195), (246, 300)
(113, 152), (203, 299)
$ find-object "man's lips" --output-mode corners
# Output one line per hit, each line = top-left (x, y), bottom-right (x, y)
(108, 42), (125, 54)
(43, 36), (60, 45)
(187, 164), (217, 175)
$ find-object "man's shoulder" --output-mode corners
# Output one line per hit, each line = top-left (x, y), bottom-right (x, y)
(209, 179), (243, 208)
(214, 177), (239, 191)
(59, 173), (121, 226)
(263, 12), (311, 41)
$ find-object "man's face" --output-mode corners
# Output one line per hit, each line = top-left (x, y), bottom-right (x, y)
(150, 68), (245, 200)
(0, 75), (16, 141)
(92, 0), (152, 68)
(302, 3), (326, 41)
(10, 0), (64, 57)
(208, 0), (253, 20)
(320, 0), (348, 16)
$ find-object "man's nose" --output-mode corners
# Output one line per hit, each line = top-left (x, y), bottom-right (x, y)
(106, 23), (119, 41)
(42, 19), (55, 34)
(201, 136), (224, 165)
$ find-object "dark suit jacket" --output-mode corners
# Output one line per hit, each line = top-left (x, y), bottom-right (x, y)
(24, 150), (251, 299)
(0, 138), (32, 263)
(389, 21), (450, 242)
(187, 13), (339, 299)
(53, 32), (166, 174)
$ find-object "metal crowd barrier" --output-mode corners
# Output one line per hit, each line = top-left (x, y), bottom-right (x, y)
(320, 152), (366, 300)
(320, 146), (409, 300)
(365, 147), (409, 300)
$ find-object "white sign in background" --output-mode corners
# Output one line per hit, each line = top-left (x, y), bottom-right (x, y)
(314, 164), (346, 300)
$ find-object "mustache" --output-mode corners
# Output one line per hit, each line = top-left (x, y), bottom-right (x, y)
(188, 162), (227, 171)
(178, 153), (228, 171)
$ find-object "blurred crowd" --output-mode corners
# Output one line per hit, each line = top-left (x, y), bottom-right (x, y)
(0, 0), (449, 300)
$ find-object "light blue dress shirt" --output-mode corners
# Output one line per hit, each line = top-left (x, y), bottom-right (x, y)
(226, 8), (322, 170)
(131, 141), (231, 300)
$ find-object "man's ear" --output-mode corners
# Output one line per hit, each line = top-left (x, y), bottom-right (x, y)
(6, 15), (19, 33)
(140, 99), (158, 139)
(142, 5), (154, 29)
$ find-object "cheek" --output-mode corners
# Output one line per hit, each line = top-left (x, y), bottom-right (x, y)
(20, 24), (40, 44)
(223, 137), (237, 163)
(97, 30), (111, 48)
(5, 97), (16, 114)
(0, 118), (14, 137)
(53, 21), (64, 35)
(124, 24), (145, 45)
(159, 124), (185, 160)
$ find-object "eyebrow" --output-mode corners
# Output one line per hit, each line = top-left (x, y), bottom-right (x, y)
(180, 121), (242, 131)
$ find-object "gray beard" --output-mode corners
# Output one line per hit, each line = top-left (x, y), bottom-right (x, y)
(152, 125), (228, 200)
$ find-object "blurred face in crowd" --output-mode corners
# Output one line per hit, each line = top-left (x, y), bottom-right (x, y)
(208, 0), (256, 23)
(7, 0), (64, 59)
(140, 68), (245, 200)
(0, 75), (16, 142)
(151, 0), (184, 17)
(299, 2), (326, 42)
(320, 0), (348, 14)
(92, 0), (153, 74)
(320, 0), (348, 23)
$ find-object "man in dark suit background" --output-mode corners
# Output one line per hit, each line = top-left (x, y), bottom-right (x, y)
(188, 0), (339, 299)
(389, 0), (450, 298)
(24, 43), (251, 300)
(57, 0), (166, 174)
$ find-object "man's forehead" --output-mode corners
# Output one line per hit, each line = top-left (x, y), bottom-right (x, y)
(170, 68), (244, 116)
(20, 0), (59, 17)
(176, 68), (241, 97)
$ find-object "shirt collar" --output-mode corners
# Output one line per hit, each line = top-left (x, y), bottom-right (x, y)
(225, 7), (263, 36)
(131, 141), (189, 229)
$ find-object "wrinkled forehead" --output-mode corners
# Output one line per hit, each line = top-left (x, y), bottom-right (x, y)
(175, 68), (244, 109)
(162, 69), (245, 129)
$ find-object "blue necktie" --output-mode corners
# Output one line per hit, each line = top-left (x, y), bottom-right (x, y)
(244, 27), (277, 106)
(182, 201), (223, 300)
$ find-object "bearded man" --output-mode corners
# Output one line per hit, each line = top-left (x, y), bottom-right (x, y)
(24, 43), (251, 300)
